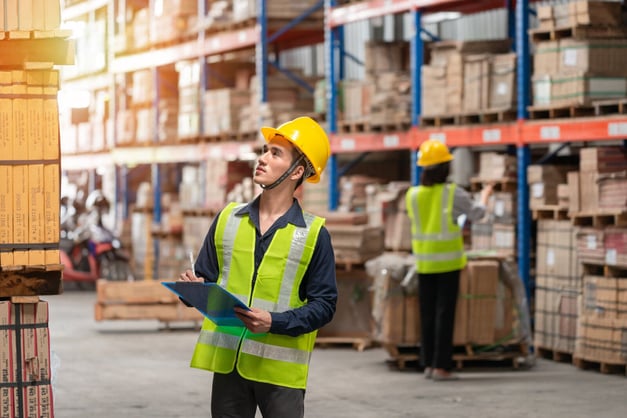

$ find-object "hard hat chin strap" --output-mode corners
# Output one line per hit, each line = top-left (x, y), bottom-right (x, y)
(260, 154), (307, 190)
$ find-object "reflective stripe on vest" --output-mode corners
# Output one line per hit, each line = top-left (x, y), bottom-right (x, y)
(190, 202), (324, 389)
(406, 184), (466, 273)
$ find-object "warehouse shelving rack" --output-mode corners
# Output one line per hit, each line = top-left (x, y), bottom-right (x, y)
(324, 0), (627, 301)
(60, 0), (327, 278)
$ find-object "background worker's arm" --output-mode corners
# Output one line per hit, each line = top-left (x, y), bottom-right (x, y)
(452, 183), (494, 222)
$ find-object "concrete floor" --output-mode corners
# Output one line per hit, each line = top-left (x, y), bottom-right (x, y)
(46, 290), (625, 418)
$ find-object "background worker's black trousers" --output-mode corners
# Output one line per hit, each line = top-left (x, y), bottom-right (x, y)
(418, 270), (461, 371)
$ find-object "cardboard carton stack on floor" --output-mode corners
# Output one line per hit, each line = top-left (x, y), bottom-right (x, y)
(0, 2), (67, 415)
(0, 301), (53, 418)
(531, 1), (627, 107)
(567, 145), (627, 365)
(421, 40), (514, 118)
(534, 219), (581, 353)
(367, 255), (519, 353)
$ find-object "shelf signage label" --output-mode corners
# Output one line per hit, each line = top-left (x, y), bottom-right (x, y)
(482, 129), (501, 143)
(608, 122), (627, 137)
(383, 135), (400, 148)
(340, 138), (356, 151)
(539, 126), (560, 140)
(238, 31), (247, 43)
(428, 132), (447, 143)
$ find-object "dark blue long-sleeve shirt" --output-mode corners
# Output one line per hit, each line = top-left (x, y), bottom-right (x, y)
(194, 196), (337, 337)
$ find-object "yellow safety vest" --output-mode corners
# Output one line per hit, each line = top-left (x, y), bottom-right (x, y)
(405, 184), (466, 274)
(190, 202), (325, 389)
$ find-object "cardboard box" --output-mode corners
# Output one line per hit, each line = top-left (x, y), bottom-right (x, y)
(579, 171), (600, 212)
(462, 54), (491, 112)
(575, 316), (627, 364)
(319, 269), (373, 339)
(0, 165), (13, 266)
(12, 71), (27, 161)
(28, 164), (45, 265)
(567, 171), (580, 214)
(44, 164), (60, 264)
(533, 41), (560, 76)
(0, 300), (53, 418)
(559, 39), (627, 77)
(575, 227), (605, 264)
(536, 220), (581, 288)
(26, 72), (44, 160)
(580, 146), (627, 173)
(4, 0), (18, 31)
(44, 0), (61, 30)
(43, 71), (60, 161)
(489, 53), (517, 110)
(13, 165), (28, 266)
(0, 72), (12, 159)
(17, 0), (32, 30)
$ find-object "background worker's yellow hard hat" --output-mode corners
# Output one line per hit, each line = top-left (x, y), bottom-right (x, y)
(417, 139), (454, 167)
(260, 116), (330, 183)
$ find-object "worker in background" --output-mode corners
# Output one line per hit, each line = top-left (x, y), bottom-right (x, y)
(405, 139), (493, 381)
(179, 116), (337, 418)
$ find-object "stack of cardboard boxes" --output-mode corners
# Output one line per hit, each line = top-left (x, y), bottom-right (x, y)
(421, 40), (515, 118)
(1, 0), (67, 415)
(470, 152), (518, 258)
(531, 1), (627, 108)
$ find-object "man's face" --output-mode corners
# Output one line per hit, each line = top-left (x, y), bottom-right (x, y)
(254, 136), (297, 186)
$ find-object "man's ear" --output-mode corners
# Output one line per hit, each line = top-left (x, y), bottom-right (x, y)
(290, 165), (305, 181)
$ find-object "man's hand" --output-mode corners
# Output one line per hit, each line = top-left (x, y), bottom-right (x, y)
(235, 307), (272, 334)
(179, 269), (203, 282)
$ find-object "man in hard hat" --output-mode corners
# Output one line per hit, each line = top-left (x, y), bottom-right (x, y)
(179, 116), (337, 417)
(405, 139), (492, 381)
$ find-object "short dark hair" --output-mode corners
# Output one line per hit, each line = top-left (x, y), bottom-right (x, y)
(420, 162), (450, 186)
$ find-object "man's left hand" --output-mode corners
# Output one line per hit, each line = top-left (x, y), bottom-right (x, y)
(235, 307), (272, 334)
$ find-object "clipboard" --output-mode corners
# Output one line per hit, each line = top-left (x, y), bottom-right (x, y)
(162, 282), (250, 327)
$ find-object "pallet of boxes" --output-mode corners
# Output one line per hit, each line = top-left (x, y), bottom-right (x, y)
(0, 1), (74, 416)
(529, 0), (627, 119)
(568, 146), (627, 375)
(421, 39), (517, 127)
(528, 162), (581, 363)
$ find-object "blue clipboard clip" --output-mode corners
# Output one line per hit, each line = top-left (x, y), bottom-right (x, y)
(162, 282), (250, 327)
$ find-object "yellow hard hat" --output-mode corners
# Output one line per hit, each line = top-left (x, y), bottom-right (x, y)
(417, 139), (454, 167)
(260, 116), (330, 183)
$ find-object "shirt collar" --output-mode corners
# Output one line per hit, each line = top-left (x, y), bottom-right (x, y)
(235, 196), (307, 228)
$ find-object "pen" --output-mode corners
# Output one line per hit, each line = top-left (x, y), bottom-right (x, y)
(188, 251), (196, 277)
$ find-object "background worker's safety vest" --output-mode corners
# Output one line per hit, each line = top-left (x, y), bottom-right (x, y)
(190, 202), (325, 389)
(405, 184), (466, 274)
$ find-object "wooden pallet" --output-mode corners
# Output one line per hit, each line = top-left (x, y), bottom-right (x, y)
(573, 356), (627, 376)
(0, 264), (63, 297)
(420, 114), (456, 127)
(527, 104), (595, 120)
(571, 209), (627, 228)
(580, 262), (627, 278)
(535, 346), (573, 364)
(458, 108), (517, 125)
(531, 205), (569, 221)
(384, 342), (530, 371)
(529, 24), (627, 43)
(94, 279), (204, 326)
(369, 120), (411, 133)
(593, 98), (627, 116)
(338, 119), (369, 133)
(315, 336), (373, 352)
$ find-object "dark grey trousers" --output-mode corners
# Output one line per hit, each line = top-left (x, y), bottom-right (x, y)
(211, 369), (305, 418)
